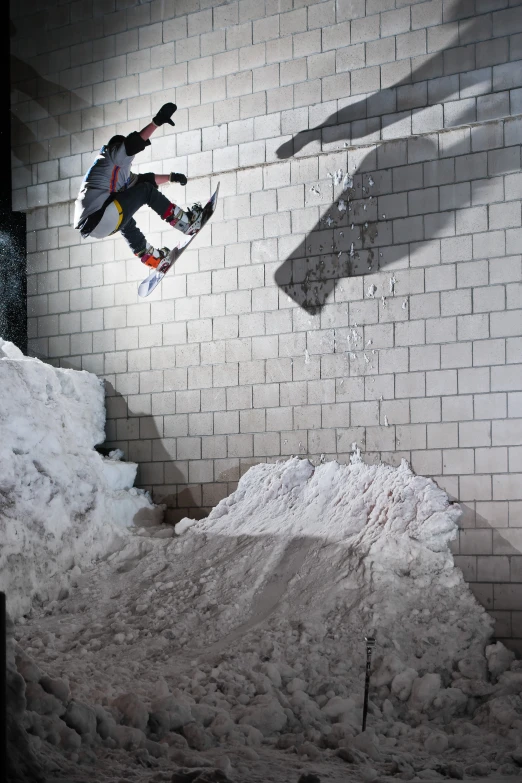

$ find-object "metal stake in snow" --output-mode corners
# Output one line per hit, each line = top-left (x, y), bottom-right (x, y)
(362, 635), (376, 732)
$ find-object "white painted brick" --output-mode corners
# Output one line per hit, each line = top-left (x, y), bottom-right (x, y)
(508, 392), (522, 421)
(225, 385), (251, 412)
(459, 529), (493, 555)
(459, 419), (492, 448)
(490, 311), (522, 341)
(427, 422), (458, 449)
(492, 419), (522, 447)
(265, 36), (293, 65)
(308, 51), (336, 80)
(457, 261), (489, 291)
(425, 266), (456, 293)
(506, 282), (522, 311)
(475, 445), (508, 474)
(410, 345), (441, 371)
(375, 5), (406, 35)
(238, 140), (266, 167)
(458, 367), (491, 395)
(489, 202), (522, 231)
(347, 11), (377, 43)
(506, 227), (522, 257)
(253, 15), (279, 44)
(472, 230), (506, 260)
(336, 43), (365, 74)
(493, 475), (522, 502)
(440, 288), (471, 317)
(443, 447), (475, 474)
(394, 320), (425, 347)
(348, 401), (377, 427)
(394, 370), (425, 398)
(411, 450), (443, 476)
(473, 285), (505, 312)
(426, 368), (457, 396)
(254, 432), (281, 456)
(293, 29), (322, 58)
(280, 8), (307, 36)
(213, 3), (239, 29)
(352, 66), (382, 96)
(214, 50), (240, 78)
(239, 408), (266, 432)
(396, 424), (427, 450)
(441, 342), (472, 369)
(442, 394), (474, 421)
(473, 338), (506, 366)
(411, 396), (441, 423)
(460, 474), (492, 501)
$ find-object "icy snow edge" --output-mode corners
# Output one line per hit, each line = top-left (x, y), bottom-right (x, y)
(0, 340), (163, 618)
(194, 455), (461, 550)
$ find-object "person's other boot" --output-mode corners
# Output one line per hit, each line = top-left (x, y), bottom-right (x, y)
(162, 202), (204, 235)
(137, 244), (170, 269)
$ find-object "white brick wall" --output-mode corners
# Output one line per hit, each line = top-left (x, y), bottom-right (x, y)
(10, 0), (522, 652)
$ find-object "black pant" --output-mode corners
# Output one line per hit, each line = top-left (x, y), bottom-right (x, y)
(113, 181), (174, 255)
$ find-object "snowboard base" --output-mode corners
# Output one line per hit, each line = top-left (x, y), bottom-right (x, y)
(138, 183), (220, 298)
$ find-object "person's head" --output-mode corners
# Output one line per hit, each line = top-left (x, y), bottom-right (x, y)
(107, 134), (125, 150)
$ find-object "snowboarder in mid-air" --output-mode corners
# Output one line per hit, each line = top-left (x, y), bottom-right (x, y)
(74, 102), (204, 269)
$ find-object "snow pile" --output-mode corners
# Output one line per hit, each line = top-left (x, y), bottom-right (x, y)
(13, 457), (522, 780)
(0, 339), (162, 619)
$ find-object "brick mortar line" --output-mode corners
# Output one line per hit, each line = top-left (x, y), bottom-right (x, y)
(18, 113), (522, 213)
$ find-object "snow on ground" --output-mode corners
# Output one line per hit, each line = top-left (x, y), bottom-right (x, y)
(0, 339), (162, 619)
(10, 446), (522, 781)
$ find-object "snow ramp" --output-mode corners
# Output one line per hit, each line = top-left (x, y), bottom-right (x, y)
(14, 454), (522, 780)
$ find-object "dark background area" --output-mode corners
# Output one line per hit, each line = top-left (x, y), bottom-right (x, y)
(2, 20), (26, 355)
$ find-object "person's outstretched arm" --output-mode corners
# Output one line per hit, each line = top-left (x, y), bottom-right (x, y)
(140, 103), (178, 141)
(139, 122), (159, 142)
(154, 172), (188, 186)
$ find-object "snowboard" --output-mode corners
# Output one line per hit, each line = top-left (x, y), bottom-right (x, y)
(138, 183), (220, 298)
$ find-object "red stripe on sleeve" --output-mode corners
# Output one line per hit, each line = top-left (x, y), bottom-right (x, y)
(110, 165), (120, 193)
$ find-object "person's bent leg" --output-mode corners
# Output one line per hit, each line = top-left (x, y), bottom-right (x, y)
(119, 218), (147, 255)
(119, 218), (169, 269)
(115, 180), (195, 234)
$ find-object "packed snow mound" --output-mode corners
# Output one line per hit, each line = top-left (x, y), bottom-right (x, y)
(182, 457), (492, 674)
(14, 457), (522, 781)
(0, 340), (163, 618)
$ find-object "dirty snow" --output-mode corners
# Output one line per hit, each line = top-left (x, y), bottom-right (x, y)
(4, 340), (522, 783)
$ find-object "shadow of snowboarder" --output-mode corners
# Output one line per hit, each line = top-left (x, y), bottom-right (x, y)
(273, 0), (507, 313)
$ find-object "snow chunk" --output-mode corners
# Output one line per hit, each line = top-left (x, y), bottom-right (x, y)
(425, 731), (449, 754)
(239, 696), (287, 736)
(391, 668), (418, 701)
(63, 700), (97, 736)
(485, 642), (515, 680)
(101, 457), (138, 491)
(175, 517), (199, 536)
(0, 338), (24, 359)
(112, 693), (149, 732)
(410, 674), (441, 712)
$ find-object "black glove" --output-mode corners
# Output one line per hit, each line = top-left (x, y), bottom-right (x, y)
(169, 172), (187, 185)
(152, 103), (177, 127)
